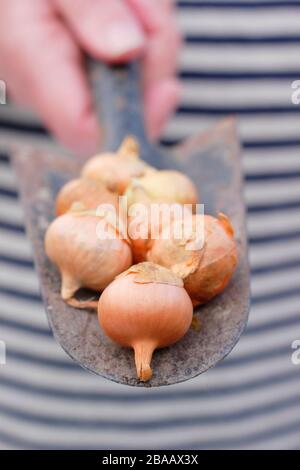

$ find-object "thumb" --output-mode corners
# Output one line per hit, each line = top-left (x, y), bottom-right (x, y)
(0, 0), (101, 154)
(54, 0), (146, 63)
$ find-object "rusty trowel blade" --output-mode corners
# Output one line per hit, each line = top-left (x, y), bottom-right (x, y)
(12, 117), (250, 387)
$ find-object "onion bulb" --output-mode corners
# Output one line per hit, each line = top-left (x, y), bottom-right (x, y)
(45, 208), (132, 309)
(98, 262), (193, 381)
(55, 178), (119, 216)
(147, 213), (238, 306)
(124, 170), (198, 208)
(128, 203), (193, 263)
(81, 136), (154, 194)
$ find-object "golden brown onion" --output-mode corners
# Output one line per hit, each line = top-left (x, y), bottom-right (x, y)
(128, 203), (193, 263)
(45, 209), (132, 309)
(98, 262), (193, 381)
(55, 178), (119, 216)
(124, 170), (198, 208)
(147, 213), (238, 305)
(81, 136), (154, 194)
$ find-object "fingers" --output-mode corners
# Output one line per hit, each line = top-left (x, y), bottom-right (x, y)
(144, 77), (181, 141)
(55, 0), (181, 138)
(129, 0), (182, 139)
(142, 0), (181, 88)
(55, 0), (181, 140)
(0, 0), (100, 154)
(126, 0), (162, 32)
(0, 0), (181, 150)
(54, 0), (146, 63)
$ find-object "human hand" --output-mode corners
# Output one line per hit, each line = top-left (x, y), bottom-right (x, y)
(0, 0), (181, 154)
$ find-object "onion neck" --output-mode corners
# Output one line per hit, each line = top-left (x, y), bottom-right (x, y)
(133, 341), (155, 382)
(61, 272), (81, 301)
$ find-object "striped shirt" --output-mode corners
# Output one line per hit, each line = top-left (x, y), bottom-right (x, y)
(0, 0), (300, 450)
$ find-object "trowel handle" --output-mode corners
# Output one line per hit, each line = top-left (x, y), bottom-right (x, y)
(88, 59), (148, 152)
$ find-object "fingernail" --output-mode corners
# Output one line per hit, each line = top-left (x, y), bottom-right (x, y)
(101, 21), (146, 60)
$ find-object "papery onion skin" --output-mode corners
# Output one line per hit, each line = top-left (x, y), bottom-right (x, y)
(81, 136), (154, 195)
(148, 214), (238, 305)
(55, 178), (119, 216)
(128, 203), (193, 263)
(185, 215), (238, 305)
(129, 231), (153, 264)
(45, 213), (132, 305)
(124, 170), (198, 208)
(98, 263), (193, 382)
(82, 153), (150, 194)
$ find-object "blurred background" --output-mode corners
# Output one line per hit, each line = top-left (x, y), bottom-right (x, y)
(0, 0), (300, 450)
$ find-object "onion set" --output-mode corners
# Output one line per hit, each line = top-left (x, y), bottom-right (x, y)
(55, 178), (118, 216)
(45, 207), (132, 309)
(128, 202), (193, 263)
(45, 134), (239, 383)
(148, 213), (238, 306)
(124, 170), (198, 208)
(98, 263), (193, 381)
(81, 136), (154, 194)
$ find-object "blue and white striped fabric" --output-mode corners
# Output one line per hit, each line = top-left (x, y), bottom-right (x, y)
(0, 0), (300, 450)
